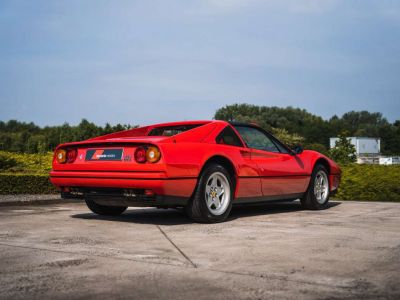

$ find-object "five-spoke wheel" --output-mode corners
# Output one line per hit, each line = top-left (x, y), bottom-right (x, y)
(314, 170), (329, 204)
(301, 164), (330, 210)
(205, 172), (231, 216)
(185, 164), (234, 223)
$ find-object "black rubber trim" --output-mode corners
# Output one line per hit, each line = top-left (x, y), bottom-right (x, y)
(53, 174), (310, 180)
(238, 174), (311, 179)
(235, 193), (304, 204)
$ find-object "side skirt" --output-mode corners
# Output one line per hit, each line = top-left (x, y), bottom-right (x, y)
(234, 193), (304, 205)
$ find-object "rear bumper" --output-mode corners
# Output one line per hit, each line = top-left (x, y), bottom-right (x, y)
(49, 171), (197, 200)
(62, 187), (188, 207)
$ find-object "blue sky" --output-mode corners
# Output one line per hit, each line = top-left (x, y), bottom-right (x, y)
(0, 0), (399, 126)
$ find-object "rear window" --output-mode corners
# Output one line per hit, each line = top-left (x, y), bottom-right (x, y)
(147, 124), (202, 136)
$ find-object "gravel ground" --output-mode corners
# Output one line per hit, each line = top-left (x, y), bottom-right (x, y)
(0, 194), (66, 206)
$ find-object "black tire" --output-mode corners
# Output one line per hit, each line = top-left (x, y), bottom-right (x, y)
(85, 198), (127, 216)
(301, 164), (330, 210)
(185, 164), (234, 223)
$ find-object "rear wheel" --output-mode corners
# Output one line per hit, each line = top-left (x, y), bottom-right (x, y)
(185, 164), (234, 223)
(301, 164), (330, 210)
(85, 198), (127, 216)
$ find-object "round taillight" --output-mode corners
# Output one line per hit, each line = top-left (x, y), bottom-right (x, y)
(56, 149), (67, 164)
(134, 147), (147, 163)
(67, 149), (78, 163)
(146, 146), (161, 163)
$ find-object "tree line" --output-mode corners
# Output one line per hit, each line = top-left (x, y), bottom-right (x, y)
(0, 119), (134, 153)
(214, 104), (400, 155)
(0, 104), (399, 155)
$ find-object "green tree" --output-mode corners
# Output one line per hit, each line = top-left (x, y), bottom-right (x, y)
(270, 128), (304, 148)
(305, 143), (328, 155)
(0, 119), (136, 153)
(328, 133), (357, 164)
(215, 103), (331, 146)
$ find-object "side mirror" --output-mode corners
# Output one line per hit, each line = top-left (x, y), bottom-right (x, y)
(292, 145), (303, 155)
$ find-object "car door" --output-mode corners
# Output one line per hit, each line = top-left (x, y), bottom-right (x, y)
(216, 125), (263, 199)
(234, 125), (310, 198)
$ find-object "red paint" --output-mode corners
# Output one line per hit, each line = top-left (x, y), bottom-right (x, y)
(250, 148), (310, 196)
(50, 120), (341, 199)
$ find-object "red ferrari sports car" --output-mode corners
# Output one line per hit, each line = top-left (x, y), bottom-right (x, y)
(50, 120), (341, 223)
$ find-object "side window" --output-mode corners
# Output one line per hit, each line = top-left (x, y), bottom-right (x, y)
(273, 140), (289, 154)
(216, 126), (244, 147)
(234, 126), (280, 153)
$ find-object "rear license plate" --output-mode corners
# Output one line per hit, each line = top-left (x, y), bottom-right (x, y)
(85, 149), (123, 161)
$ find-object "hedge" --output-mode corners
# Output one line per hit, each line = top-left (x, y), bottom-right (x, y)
(0, 151), (52, 174)
(0, 164), (399, 201)
(0, 174), (57, 194)
(334, 164), (400, 202)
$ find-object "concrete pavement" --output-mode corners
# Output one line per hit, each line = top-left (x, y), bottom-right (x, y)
(0, 200), (399, 299)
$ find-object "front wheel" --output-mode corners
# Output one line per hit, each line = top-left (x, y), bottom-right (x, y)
(185, 164), (234, 223)
(301, 164), (330, 210)
(85, 198), (127, 216)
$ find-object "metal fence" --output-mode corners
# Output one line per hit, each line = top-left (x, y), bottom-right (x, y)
(357, 156), (400, 165)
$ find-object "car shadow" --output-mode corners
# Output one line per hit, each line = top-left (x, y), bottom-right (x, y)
(72, 207), (192, 225)
(228, 201), (340, 221)
(71, 200), (341, 226)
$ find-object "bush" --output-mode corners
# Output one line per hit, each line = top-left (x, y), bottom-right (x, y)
(0, 152), (399, 201)
(0, 151), (52, 174)
(0, 152), (18, 171)
(0, 174), (57, 194)
(334, 164), (400, 202)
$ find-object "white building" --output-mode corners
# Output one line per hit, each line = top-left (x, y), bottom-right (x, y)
(329, 137), (381, 155)
(329, 137), (400, 165)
